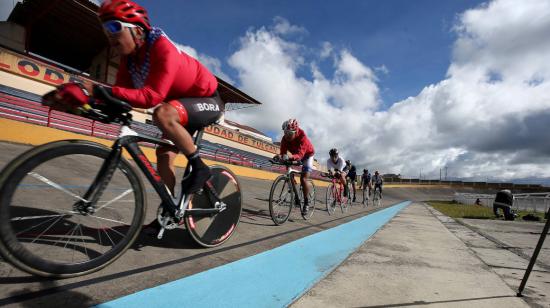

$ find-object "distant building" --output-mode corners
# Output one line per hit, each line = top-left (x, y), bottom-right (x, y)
(383, 173), (401, 179)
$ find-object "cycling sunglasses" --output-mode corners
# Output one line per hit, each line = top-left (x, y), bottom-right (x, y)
(283, 129), (296, 137)
(103, 20), (138, 34)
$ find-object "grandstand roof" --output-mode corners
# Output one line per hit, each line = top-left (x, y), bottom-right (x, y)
(224, 119), (269, 138)
(8, 0), (107, 74)
(7, 0), (262, 107)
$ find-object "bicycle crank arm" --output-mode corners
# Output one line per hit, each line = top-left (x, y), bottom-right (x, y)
(185, 207), (222, 217)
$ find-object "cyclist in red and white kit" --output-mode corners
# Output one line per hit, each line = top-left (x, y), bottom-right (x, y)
(326, 148), (350, 197)
(274, 119), (315, 215)
(44, 0), (223, 232)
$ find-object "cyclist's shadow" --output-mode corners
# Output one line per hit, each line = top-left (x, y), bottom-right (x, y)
(132, 227), (200, 250)
(8, 206), (199, 252)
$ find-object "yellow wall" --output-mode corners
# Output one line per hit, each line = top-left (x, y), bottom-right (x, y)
(0, 70), (54, 95)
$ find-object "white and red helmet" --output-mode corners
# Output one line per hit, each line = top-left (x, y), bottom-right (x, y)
(98, 0), (152, 31)
(282, 118), (299, 132)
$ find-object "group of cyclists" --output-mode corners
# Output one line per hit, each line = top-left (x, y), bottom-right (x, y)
(273, 117), (384, 216)
(43, 0), (383, 228)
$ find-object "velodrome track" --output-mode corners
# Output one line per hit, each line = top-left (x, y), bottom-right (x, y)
(0, 142), (459, 307)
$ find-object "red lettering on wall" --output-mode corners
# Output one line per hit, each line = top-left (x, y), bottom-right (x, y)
(44, 68), (64, 85)
(0, 62), (9, 69)
(17, 60), (40, 77)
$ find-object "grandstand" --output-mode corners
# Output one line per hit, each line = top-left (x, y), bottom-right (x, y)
(0, 0), (313, 170)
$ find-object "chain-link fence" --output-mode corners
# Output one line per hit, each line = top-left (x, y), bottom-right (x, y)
(454, 192), (550, 213)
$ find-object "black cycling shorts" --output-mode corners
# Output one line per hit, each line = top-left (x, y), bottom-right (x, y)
(166, 91), (224, 135)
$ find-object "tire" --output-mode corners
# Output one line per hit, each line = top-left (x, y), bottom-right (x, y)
(373, 190), (381, 207)
(341, 182), (350, 213)
(326, 183), (337, 215)
(269, 175), (293, 225)
(185, 166), (242, 247)
(300, 180), (316, 220)
(362, 187), (369, 208)
(0, 140), (146, 278)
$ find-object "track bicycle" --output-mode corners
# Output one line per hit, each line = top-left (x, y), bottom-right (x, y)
(361, 182), (370, 208)
(322, 172), (351, 215)
(268, 159), (316, 225)
(346, 177), (356, 209)
(0, 87), (242, 278)
(372, 185), (382, 207)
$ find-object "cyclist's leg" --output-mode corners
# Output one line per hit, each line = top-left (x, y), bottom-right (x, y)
(379, 185), (383, 198)
(351, 178), (356, 201)
(340, 173), (349, 197)
(154, 102), (209, 195)
(300, 156), (314, 206)
(157, 95), (223, 194)
(155, 145), (178, 195)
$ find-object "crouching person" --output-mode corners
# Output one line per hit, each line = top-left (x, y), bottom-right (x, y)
(493, 189), (514, 220)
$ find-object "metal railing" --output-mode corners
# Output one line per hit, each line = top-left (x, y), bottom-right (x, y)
(0, 88), (329, 179)
(454, 192), (550, 213)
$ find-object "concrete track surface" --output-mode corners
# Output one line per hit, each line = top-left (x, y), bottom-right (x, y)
(0, 142), (548, 307)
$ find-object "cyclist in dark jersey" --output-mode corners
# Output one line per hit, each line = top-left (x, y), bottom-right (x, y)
(361, 169), (372, 195)
(345, 160), (357, 202)
(44, 0), (223, 232)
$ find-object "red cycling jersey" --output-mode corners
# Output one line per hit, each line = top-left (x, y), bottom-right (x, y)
(112, 35), (218, 109)
(279, 128), (315, 160)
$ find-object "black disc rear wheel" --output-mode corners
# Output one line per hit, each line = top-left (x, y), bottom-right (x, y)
(185, 166), (242, 247)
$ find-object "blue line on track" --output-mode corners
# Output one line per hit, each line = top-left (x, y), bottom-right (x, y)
(97, 201), (411, 308)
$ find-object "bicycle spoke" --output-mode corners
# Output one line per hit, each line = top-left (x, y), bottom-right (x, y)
(15, 214), (70, 236)
(77, 223), (90, 260)
(28, 172), (88, 203)
(88, 215), (128, 226)
(95, 189), (133, 212)
(29, 215), (65, 244)
(102, 227), (116, 247)
(11, 213), (71, 222)
(62, 224), (80, 249)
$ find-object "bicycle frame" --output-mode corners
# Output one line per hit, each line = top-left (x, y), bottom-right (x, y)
(82, 124), (222, 221)
(330, 177), (347, 203)
(283, 165), (303, 203)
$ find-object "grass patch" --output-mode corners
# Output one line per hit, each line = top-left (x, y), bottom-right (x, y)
(427, 200), (548, 222)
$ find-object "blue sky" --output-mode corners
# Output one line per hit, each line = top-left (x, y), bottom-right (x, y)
(139, 0), (550, 182)
(6, 0), (550, 181)
(139, 0), (484, 105)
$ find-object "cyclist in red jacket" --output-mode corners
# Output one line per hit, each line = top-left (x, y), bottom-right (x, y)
(273, 119), (315, 215)
(44, 0), (223, 232)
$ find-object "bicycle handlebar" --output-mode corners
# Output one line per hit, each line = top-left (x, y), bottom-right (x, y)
(321, 171), (343, 179)
(42, 85), (134, 125)
(269, 159), (302, 167)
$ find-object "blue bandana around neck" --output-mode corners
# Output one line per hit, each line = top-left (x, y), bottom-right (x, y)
(127, 27), (164, 89)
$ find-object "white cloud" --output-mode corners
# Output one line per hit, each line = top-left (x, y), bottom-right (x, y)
(374, 65), (389, 75)
(320, 42), (333, 59)
(227, 18), (380, 166)
(223, 0), (550, 181)
(272, 16), (308, 36)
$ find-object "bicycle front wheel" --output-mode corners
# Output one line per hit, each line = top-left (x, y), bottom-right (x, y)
(0, 140), (146, 277)
(362, 188), (369, 208)
(326, 183), (337, 215)
(269, 175), (293, 225)
(185, 166), (242, 247)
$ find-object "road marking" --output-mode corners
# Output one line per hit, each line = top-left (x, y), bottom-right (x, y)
(97, 201), (411, 308)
